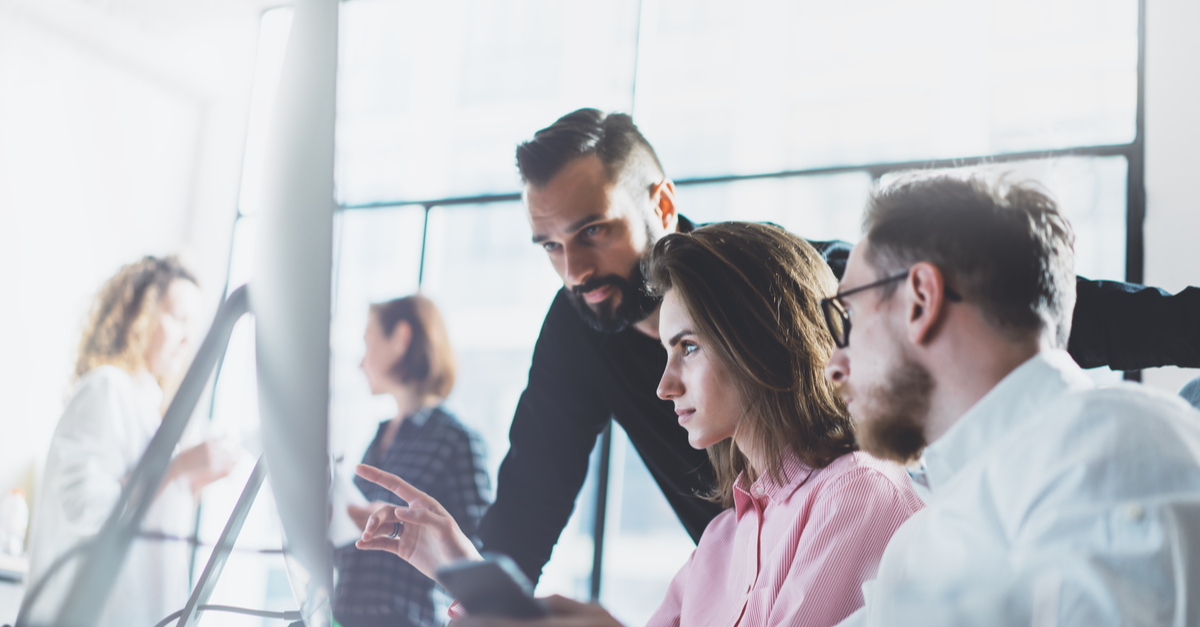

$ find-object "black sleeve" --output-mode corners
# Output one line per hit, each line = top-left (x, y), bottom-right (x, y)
(477, 290), (612, 584)
(807, 239), (853, 281)
(1068, 277), (1200, 370)
(434, 426), (492, 546)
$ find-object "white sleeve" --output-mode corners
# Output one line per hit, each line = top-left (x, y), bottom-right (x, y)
(47, 374), (134, 533)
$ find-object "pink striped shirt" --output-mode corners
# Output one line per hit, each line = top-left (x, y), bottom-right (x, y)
(645, 451), (923, 627)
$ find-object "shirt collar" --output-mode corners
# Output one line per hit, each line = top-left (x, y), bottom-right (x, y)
(409, 405), (437, 428)
(920, 349), (1093, 495)
(376, 405), (438, 437)
(733, 448), (816, 517)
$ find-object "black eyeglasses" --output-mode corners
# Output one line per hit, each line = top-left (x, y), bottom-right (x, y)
(820, 270), (962, 349)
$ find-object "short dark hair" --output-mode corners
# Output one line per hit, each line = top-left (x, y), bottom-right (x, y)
(515, 108), (665, 194)
(863, 173), (1076, 346)
(370, 295), (456, 398)
(646, 222), (856, 508)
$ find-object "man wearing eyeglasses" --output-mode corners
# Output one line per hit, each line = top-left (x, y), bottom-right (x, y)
(472, 108), (1200, 591)
(823, 175), (1200, 625)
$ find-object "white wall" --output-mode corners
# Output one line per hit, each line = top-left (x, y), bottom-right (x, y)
(1142, 0), (1200, 394)
(0, 0), (268, 502)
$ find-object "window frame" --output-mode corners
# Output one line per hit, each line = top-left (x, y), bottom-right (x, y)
(214, 0), (1148, 603)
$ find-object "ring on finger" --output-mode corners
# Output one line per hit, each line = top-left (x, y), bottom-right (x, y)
(388, 522), (401, 538)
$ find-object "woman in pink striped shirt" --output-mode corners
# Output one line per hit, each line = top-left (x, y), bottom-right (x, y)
(357, 222), (923, 627)
(636, 222), (923, 627)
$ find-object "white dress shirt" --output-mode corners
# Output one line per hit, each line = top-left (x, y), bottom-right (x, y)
(840, 350), (1200, 626)
(24, 365), (194, 627)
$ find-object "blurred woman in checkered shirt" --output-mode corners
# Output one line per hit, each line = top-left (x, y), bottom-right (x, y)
(333, 295), (491, 627)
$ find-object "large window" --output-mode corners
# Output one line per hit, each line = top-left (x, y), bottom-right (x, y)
(207, 1), (1145, 625)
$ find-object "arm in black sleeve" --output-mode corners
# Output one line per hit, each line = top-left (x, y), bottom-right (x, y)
(477, 291), (613, 584)
(1068, 277), (1200, 370)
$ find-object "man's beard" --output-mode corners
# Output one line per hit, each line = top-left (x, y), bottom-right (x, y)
(853, 351), (935, 464)
(567, 260), (661, 334)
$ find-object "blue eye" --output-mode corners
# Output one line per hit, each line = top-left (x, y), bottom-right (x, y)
(682, 342), (698, 356)
(584, 224), (604, 237)
(542, 242), (560, 252)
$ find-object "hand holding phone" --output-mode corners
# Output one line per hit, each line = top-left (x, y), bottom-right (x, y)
(445, 593), (627, 627)
(437, 554), (547, 619)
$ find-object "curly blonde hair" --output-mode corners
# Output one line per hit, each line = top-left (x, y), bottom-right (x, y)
(75, 256), (198, 380)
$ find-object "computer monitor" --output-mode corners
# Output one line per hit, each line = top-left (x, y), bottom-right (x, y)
(16, 0), (341, 624)
(252, 0), (339, 622)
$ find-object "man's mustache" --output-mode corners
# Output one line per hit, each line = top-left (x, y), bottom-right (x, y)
(571, 275), (631, 298)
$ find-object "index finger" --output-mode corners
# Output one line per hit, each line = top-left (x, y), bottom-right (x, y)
(356, 464), (428, 502)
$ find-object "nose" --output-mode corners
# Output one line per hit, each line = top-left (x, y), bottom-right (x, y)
(657, 362), (683, 401)
(562, 243), (596, 288)
(825, 348), (850, 385)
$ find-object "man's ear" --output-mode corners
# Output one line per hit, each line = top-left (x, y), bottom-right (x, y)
(905, 262), (953, 346)
(650, 179), (679, 232)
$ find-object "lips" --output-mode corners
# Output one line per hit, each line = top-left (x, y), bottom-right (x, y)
(675, 408), (695, 425)
(582, 284), (615, 304)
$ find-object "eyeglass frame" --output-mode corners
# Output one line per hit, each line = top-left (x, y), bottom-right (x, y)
(820, 268), (962, 349)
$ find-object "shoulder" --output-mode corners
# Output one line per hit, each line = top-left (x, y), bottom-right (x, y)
(425, 407), (476, 436)
(695, 507), (739, 549)
(425, 408), (486, 451)
(990, 384), (1200, 509)
(74, 365), (136, 397)
(1026, 384), (1200, 459)
(50, 367), (145, 451)
(60, 366), (139, 420)
(530, 289), (598, 357)
(809, 452), (924, 514)
(542, 289), (584, 332)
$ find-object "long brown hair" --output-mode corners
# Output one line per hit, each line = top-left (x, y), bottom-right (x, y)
(370, 295), (456, 399)
(75, 255), (198, 380)
(646, 222), (856, 508)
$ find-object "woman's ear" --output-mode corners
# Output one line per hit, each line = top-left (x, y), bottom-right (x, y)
(389, 321), (413, 359)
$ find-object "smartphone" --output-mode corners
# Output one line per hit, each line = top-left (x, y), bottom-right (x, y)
(436, 553), (548, 619)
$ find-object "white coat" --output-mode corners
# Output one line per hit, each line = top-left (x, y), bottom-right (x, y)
(23, 365), (194, 627)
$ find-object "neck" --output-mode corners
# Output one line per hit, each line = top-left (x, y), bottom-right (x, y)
(732, 428), (770, 482)
(922, 320), (1048, 445)
(390, 386), (436, 422)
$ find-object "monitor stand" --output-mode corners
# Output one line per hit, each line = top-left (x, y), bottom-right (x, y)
(174, 456), (268, 627)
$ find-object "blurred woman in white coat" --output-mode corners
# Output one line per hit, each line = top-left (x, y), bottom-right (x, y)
(21, 256), (238, 627)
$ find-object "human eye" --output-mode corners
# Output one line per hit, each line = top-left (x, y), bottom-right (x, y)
(681, 341), (698, 357)
(542, 241), (561, 253)
(582, 224), (606, 238)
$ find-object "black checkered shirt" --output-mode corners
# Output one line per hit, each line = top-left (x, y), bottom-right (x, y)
(333, 406), (491, 627)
